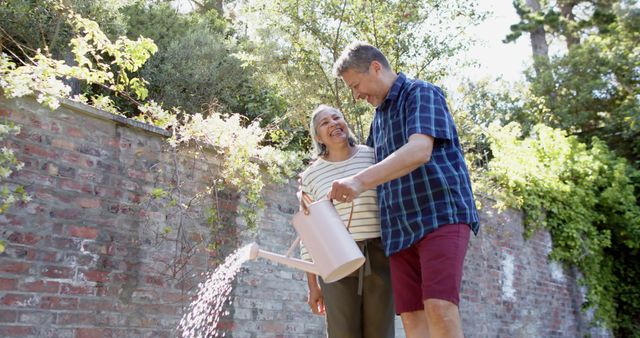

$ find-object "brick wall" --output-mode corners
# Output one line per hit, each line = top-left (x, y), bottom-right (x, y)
(0, 95), (610, 337)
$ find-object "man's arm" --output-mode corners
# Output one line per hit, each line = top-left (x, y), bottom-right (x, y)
(328, 133), (434, 201)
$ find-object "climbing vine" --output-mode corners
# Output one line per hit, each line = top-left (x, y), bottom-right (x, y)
(0, 121), (31, 253)
(483, 122), (640, 333)
(0, 3), (303, 276)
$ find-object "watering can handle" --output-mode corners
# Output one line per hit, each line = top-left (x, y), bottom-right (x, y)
(300, 191), (354, 229)
(286, 192), (355, 258)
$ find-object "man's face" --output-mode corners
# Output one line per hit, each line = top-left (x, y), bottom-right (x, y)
(341, 63), (387, 107)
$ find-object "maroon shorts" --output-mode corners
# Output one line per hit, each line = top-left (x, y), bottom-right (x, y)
(389, 223), (470, 314)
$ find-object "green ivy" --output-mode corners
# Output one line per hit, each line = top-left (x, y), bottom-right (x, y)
(484, 122), (640, 334)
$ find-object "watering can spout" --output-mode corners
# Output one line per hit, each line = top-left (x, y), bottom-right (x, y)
(246, 199), (365, 283)
(247, 243), (319, 275)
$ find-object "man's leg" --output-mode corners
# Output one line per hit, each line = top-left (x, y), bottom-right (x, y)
(389, 242), (429, 337)
(400, 310), (429, 338)
(418, 224), (470, 338)
(424, 298), (463, 338)
(391, 224), (470, 338)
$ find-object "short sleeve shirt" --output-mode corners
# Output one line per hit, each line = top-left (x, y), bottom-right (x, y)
(367, 73), (480, 255)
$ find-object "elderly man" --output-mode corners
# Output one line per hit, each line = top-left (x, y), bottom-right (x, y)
(328, 41), (480, 338)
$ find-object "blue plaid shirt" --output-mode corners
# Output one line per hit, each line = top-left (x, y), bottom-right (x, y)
(366, 73), (480, 255)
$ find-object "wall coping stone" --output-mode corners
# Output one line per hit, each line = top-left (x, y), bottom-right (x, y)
(57, 96), (171, 137)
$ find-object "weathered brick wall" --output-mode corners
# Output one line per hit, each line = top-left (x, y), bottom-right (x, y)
(0, 95), (246, 338)
(0, 95), (610, 337)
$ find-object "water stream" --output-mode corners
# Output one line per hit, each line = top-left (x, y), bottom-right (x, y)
(177, 244), (253, 338)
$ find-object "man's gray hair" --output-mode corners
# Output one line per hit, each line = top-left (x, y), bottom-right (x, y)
(309, 104), (356, 158)
(332, 41), (391, 77)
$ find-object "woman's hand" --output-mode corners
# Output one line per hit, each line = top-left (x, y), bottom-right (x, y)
(306, 273), (325, 315)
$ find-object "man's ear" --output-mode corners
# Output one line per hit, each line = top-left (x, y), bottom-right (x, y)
(370, 60), (383, 73)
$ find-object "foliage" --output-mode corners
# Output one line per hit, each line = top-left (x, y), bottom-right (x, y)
(485, 122), (640, 334)
(451, 78), (530, 175)
(0, 120), (31, 254)
(506, 0), (640, 164)
(0, 4), (304, 262)
(505, 0), (626, 46)
(527, 21), (640, 163)
(0, 0), (131, 59)
(0, 4), (157, 112)
(232, 0), (486, 148)
(121, 1), (288, 128)
(496, 0), (640, 334)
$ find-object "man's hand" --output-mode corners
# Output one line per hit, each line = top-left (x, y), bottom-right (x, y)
(328, 176), (364, 203)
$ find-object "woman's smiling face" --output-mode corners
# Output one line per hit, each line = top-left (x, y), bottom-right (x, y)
(313, 109), (349, 149)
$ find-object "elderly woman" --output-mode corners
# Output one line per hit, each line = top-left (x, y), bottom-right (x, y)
(298, 104), (394, 338)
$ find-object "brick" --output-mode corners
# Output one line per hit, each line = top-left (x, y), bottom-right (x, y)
(41, 265), (74, 279)
(7, 232), (40, 245)
(82, 270), (110, 283)
(65, 127), (85, 138)
(77, 170), (103, 183)
(127, 169), (148, 180)
(39, 296), (77, 310)
(144, 275), (164, 287)
(81, 242), (107, 255)
(56, 312), (96, 325)
(96, 160), (117, 173)
(48, 237), (80, 251)
(58, 178), (93, 194)
(60, 283), (94, 296)
(23, 144), (56, 159)
(16, 129), (44, 143)
(78, 298), (117, 312)
(49, 208), (82, 220)
(19, 280), (59, 293)
(0, 310), (17, 323)
(118, 179), (140, 191)
(60, 151), (94, 169)
(50, 121), (61, 133)
(34, 248), (58, 262)
(0, 261), (31, 274)
(0, 294), (39, 307)
(97, 257), (123, 270)
(77, 144), (102, 157)
(139, 304), (179, 316)
(18, 311), (55, 325)
(0, 325), (35, 336)
(75, 328), (109, 338)
(78, 197), (101, 208)
(68, 225), (99, 239)
(0, 278), (18, 290)
(15, 170), (56, 187)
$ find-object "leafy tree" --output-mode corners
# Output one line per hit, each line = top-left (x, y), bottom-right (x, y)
(503, 1), (640, 334)
(119, 1), (291, 149)
(231, 0), (486, 148)
(0, 0), (131, 59)
(506, 0), (640, 163)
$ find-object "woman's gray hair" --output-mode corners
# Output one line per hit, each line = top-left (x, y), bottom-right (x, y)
(309, 104), (356, 158)
(332, 41), (391, 77)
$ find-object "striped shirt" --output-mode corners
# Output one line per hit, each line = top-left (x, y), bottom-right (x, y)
(299, 145), (381, 261)
(367, 72), (480, 256)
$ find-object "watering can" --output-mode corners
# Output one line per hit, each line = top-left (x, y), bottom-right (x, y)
(248, 198), (365, 283)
